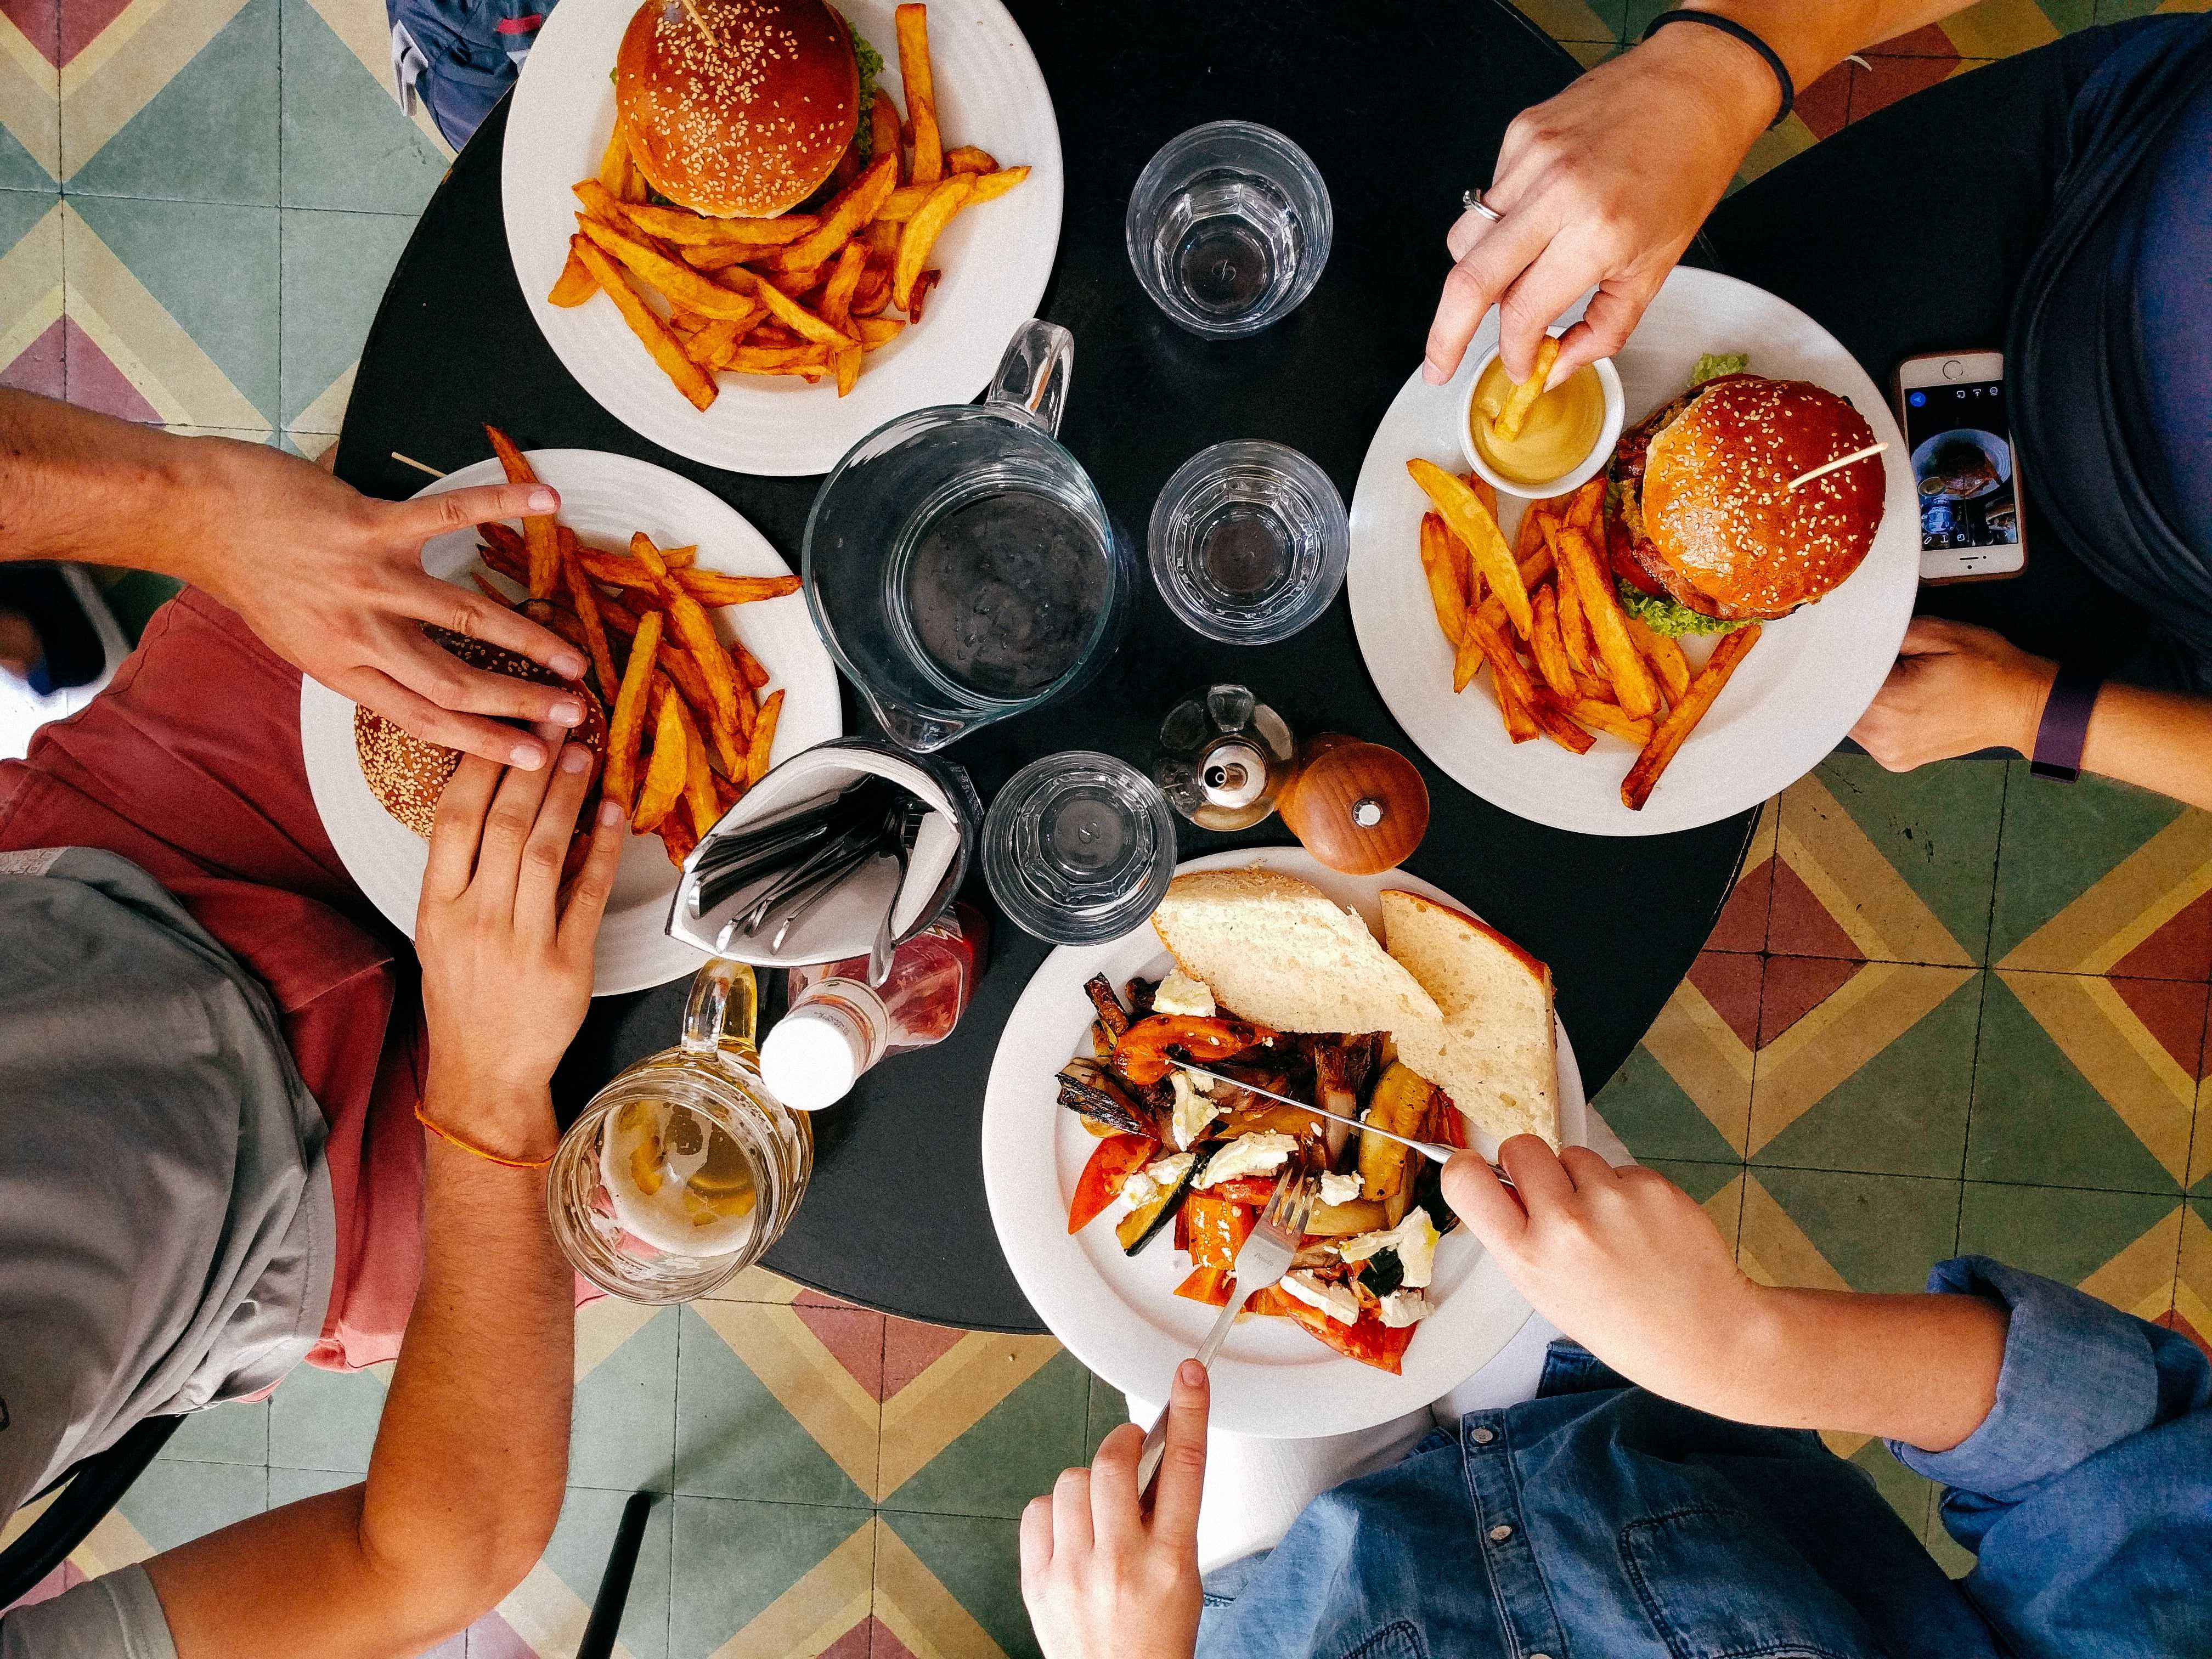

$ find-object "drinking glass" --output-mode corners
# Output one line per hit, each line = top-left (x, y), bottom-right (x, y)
(1148, 440), (1348, 643)
(804, 320), (1137, 753)
(547, 959), (811, 1302)
(1125, 121), (1333, 338)
(982, 752), (1177, 944)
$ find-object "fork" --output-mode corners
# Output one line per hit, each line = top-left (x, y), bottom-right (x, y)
(1133, 1167), (1317, 1502)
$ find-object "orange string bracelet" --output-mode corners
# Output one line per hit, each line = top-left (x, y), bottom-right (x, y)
(414, 1098), (555, 1170)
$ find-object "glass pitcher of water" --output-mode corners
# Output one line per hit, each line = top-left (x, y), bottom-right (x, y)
(803, 319), (1137, 753)
(548, 958), (811, 1302)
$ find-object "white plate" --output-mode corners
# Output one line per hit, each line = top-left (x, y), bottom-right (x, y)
(503, 0), (1065, 476)
(300, 450), (842, 995)
(1347, 267), (1918, 837)
(981, 847), (1590, 1439)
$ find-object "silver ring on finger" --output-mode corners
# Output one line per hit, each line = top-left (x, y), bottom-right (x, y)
(1462, 188), (1503, 223)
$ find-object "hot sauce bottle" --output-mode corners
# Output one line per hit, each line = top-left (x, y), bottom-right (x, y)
(759, 902), (988, 1111)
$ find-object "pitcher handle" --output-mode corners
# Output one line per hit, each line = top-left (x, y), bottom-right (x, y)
(682, 957), (760, 1063)
(985, 319), (1074, 436)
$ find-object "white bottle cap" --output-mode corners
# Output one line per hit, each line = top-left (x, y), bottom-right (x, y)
(760, 1006), (868, 1112)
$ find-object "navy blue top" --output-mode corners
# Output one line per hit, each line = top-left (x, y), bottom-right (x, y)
(1195, 1258), (2211, 1658)
(2133, 67), (2212, 557)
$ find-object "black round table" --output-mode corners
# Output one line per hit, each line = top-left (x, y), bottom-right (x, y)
(336, 0), (1756, 1331)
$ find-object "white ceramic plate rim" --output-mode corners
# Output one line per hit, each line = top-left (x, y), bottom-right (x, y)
(501, 0), (1065, 476)
(981, 846), (1589, 1439)
(1346, 267), (1920, 837)
(298, 449), (842, 995)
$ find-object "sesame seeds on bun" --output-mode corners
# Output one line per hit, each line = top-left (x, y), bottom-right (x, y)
(353, 628), (606, 836)
(615, 0), (860, 219)
(1637, 376), (1883, 621)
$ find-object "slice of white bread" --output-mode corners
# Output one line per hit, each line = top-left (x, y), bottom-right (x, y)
(1381, 889), (1560, 1147)
(1150, 870), (1444, 1047)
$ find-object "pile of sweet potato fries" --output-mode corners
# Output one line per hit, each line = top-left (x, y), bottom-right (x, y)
(551, 3), (1029, 407)
(478, 426), (793, 865)
(1407, 459), (1761, 811)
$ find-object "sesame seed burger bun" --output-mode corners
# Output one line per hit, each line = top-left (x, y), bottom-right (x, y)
(1636, 376), (1883, 621)
(353, 628), (607, 837)
(615, 0), (859, 219)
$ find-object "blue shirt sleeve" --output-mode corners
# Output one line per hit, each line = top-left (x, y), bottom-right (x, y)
(1887, 1255), (2212, 1657)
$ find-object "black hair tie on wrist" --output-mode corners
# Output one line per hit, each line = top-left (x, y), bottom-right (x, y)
(1641, 9), (1796, 130)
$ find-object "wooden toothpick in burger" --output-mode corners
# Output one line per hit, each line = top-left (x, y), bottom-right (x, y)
(1786, 442), (1888, 492)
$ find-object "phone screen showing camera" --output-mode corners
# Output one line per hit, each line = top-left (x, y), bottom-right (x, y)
(1904, 381), (2019, 552)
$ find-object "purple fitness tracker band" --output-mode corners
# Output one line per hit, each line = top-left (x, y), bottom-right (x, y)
(2030, 663), (2103, 781)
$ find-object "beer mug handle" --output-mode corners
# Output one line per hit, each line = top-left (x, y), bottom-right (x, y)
(985, 319), (1073, 437)
(682, 957), (761, 1064)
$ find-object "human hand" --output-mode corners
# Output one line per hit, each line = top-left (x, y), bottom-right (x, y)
(1423, 25), (1779, 387)
(1021, 1359), (1207, 1659)
(415, 737), (625, 1155)
(172, 436), (590, 768)
(1443, 1138), (1768, 1412)
(1850, 616), (2055, 770)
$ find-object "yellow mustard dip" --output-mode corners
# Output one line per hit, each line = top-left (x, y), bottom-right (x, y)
(1470, 359), (1605, 487)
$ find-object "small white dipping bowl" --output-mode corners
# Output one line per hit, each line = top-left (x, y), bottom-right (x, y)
(1458, 337), (1626, 500)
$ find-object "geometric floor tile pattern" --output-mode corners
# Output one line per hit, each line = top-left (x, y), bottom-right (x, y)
(10, 0), (2209, 1650)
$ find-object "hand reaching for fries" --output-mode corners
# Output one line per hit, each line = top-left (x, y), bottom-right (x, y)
(168, 433), (592, 769)
(1423, 22), (1784, 388)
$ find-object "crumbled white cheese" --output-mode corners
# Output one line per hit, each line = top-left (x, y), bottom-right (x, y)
(1378, 1289), (1432, 1328)
(1279, 1270), (1360, 1325)
(1170, 1073), (1220, 1149)
(1121, 1153), (1194, 1212)
(1152, 970), (1217, 1018)
(1336, 1211), (1441, 1289)
(1194, 1130), (1297, 1187)
(1317, 1170), (1364, 1207)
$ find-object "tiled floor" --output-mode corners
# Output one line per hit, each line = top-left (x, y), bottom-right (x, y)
(3, 0), (2208, 1653)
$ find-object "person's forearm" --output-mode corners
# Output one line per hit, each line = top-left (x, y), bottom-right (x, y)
(2069, 684), (2212, 812)
(1684, 2), (1976, 96)
(0, 390), (239, 582)
(1706, 1286), (2008, 1451)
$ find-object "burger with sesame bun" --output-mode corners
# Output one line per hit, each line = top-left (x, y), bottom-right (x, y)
(354, 629), (607, 837)
(614, 0), (885, 221)
(1606, 358), (1885, 638)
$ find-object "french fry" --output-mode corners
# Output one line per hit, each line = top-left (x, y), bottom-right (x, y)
(483, 425), (559, 600)
(746, 689), (785, 785)
(657, 814), (699, 869)
(716, 266), (857, 348)
(758, 153), (899, 273)
(834, 347), (862, 396)
(662, 546), (698, 568)
(618, 201), (817, 247)
(874, 180), (934, 222)
(1408, 458), (1529, 638)
(605, 610), (662, 812)
(856, 316), (905, 348)
(471, 571), (511, 605)
(1452, 629), (1484, 696)
(1417, 512), (1467, 647)
(896, 4), (941, 185)
(596, 122), (630, 195)
(946, 144), (997, 174)
(1513, 503), (1553, 563)
(1528, 584), (1578, 699)
(605, 602), (743, 760)
(1622, 623), (1761, 810)
(1566, 698), (1655, 746)
(966, 165), (1030, 205)
(1468, 619), (1538, 743)
(573, 546), (800, 607)
(548, 249), (597, 307)
(906, 268), (942, 321)
(1564, 475), (1606, 532)
(574, 214), (760, 322)
(894, 176), (973, 311)
(631, 533), (739, 737)
(1526, 686), (1598, 755)
(656, 682), (722, 838)
(634, 692), (689, 833)
(1549, 523), (1659, 719)
(1474, 544), (1554, 636)
(557, 528), (620, 698)
(1491, 336), (1560, 443)
(568, 237), (718, 411)
(1555, 561), (1597, 678)
(1468, 472), (1498, 522)
(684, 316), (745, 369)
(733, 639), (771, 691)
(871, 88), (903, 181)
(851, 262), (893, 317)
(1623, 612), (1692, 703)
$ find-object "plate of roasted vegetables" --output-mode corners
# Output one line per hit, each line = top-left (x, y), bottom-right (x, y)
(980, 847), (1588, 1437)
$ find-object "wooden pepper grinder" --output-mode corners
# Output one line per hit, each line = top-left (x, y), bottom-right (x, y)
(1276, 732), (1430, 875)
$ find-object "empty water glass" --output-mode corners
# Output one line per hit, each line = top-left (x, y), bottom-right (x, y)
(982, 752), (1177, 945)
(1125, 121), (1333, 338)
(1149, 441), (1349, 643)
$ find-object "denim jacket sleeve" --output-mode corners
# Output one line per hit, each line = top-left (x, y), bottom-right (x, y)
(1887, 1255), (2211, 1658)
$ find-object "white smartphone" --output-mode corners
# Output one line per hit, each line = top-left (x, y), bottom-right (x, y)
(1894, 351), (2027, 583)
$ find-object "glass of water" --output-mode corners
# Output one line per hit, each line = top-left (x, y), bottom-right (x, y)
(982, 752), (1177, 945)
(1125, 121), (1333, 338)
(1149, 440), (1349, 644)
